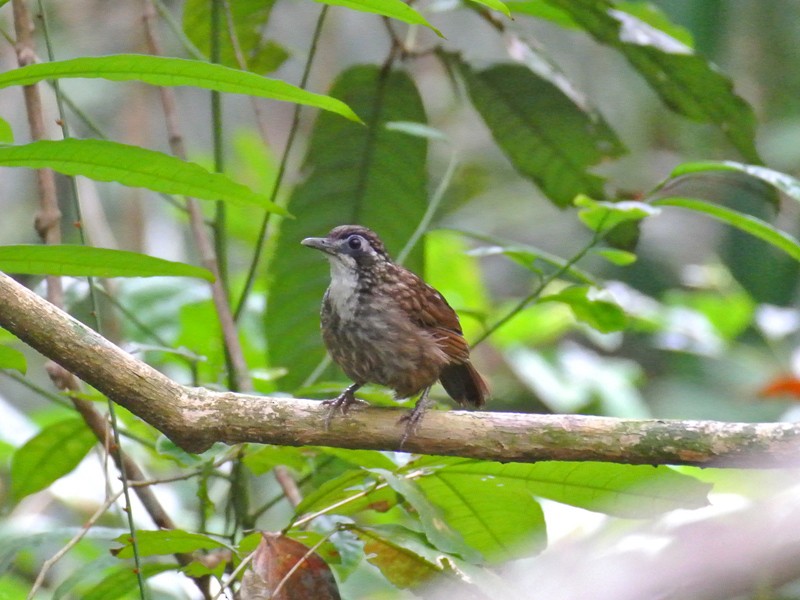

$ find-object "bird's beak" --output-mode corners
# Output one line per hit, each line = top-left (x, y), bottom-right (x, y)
(301, 237), (336, 255)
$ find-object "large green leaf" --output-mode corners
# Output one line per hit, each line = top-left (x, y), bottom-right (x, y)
(11, 418), (96, 501)
(0, 54), (359, 122)
(538, 0), (760, 162)
(0, 139), (285, 211)
(182, 0), (288, 74)
(412, 458), (711, 518)
(265, 66), (428, 388)
(0, 245), (213, 280)
(409, 458), (547, 563)
(456, 59), (625, 207)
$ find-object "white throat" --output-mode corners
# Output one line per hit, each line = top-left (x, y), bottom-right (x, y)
(327, 256), (359, 320)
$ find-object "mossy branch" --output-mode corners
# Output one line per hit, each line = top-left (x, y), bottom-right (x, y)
(0, 271), (797, 467)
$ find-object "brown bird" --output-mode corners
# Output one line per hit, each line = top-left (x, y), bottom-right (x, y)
(302, 225), (487, 440)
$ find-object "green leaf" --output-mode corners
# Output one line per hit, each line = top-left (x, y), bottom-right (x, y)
(455, 58), (625, 207)
(467, 0), (511, 17)
(542, 0), (759, 162)
(575, 195), (659, 232)
(508, 462), (712, 516)
(410, 459), (547, 563)
(82, 563), (177, 600)
(182, 0), (288, 74)
(266, 66), (428, 388)
(11, 418), (96, 501)
(0, 117), (13, 144)
(412, 457), (711, 519)
(0, 344), (26, 374)
(652, 197), (800, 262)
(542, 285), (628, 333)
(350, 525), (443, 589)
(593, 248), (637, 265)
(0, 139), (286, 212)
(112, 530), (228, 558)
(0, 245), (214, 280)
(0, 54), (360, 122)
(314, 0), (442, 36)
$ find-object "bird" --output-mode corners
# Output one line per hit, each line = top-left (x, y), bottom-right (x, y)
(301, 224), (488, 442)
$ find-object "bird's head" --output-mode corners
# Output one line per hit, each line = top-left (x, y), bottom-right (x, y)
(301, 225), (391, 272)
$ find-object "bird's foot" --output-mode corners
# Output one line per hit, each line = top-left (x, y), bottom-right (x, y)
(322, 383), (366, 428)
(398, 388), (432, 448)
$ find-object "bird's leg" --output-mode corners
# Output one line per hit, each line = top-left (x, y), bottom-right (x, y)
(322, 382), (366, 427)
(398, 387), (432, 448)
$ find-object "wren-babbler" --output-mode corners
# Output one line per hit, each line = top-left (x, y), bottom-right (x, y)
(302, 225), (488, 439)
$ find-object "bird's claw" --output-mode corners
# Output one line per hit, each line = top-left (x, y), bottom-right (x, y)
(398, 389), (432, 448)
(322, 387), (367, 429)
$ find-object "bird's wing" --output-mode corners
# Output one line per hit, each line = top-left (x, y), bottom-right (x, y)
(392, 270), (470, 363)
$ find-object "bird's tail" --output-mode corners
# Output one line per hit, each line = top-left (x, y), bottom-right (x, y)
(439, 362), (488, 408)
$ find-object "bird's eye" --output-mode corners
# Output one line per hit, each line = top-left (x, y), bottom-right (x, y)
(348, 236), (363, 250)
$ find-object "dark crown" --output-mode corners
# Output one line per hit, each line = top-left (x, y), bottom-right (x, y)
(327, 225), (391, 260)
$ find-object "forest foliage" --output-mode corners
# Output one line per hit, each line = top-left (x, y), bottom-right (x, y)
(0, 0), (799, 598)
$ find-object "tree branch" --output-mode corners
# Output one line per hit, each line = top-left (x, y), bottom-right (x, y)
(0, 271), (798, 468)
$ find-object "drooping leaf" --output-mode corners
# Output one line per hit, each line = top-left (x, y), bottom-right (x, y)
(0, 55), (360, 122)
(0, 344), (26, 374)
(182, 0), (289, 74)
(313, 0), (441, 36)
(0, 245), (213, 280)
(350, 525), (444, 589)
(651, 197), (800, 262)
(456, 58), (625, 207)
(540, 0), (760, 162)
(11, 418), (96, 501)
(0, 139), (286, 211)
(265, 66), (428, 388)
(373, 469), (481, 562)
(111, 530), (229, 558)
(665, 160), (800, 205)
